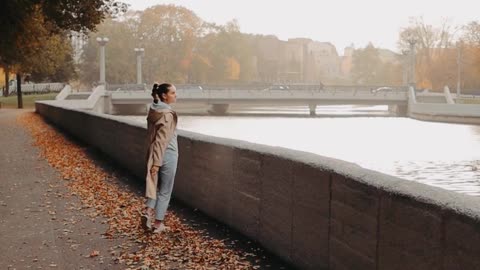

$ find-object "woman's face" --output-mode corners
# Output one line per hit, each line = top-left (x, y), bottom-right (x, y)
(162, 85), (177, 104)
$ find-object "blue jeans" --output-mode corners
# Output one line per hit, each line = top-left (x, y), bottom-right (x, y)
(146, 149), (178, 221)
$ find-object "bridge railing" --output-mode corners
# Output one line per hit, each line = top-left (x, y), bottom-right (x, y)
(106, 83), (147, 91)
(175, 87), (408, 100)
(108, 87), (409, 105)
(8, 83), (65, 96)
(176, 84), (409, 92)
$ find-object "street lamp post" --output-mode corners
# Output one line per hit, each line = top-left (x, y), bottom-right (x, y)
(96, 37), (109, 85)
(456, 40), (464, 97)
(134, 48), (145, 84)
(406, 37), (417, 89)
(401, 50), (409, 87)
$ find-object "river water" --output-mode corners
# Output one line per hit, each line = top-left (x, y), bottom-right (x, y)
(125, 105), (480, 196)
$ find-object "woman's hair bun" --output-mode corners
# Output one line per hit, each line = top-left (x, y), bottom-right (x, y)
(152, 83), (159, 95)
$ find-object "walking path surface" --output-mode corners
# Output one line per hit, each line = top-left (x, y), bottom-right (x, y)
(0, 109), (123, 270)
(0, 109), (292, 270)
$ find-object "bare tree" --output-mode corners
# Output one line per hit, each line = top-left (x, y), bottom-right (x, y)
(397, 17), (459, 90)
(462, 21), (480, 46)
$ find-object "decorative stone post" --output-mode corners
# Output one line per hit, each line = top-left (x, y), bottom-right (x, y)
(134, 48), (145, 84)
(96, 37), (109, 85)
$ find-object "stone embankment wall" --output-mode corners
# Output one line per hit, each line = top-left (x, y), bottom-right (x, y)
(408, 87), (480, 124)
(36, 101), (480, 270)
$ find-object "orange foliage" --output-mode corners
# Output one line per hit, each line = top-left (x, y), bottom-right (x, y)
(226, 57), (240, 81)
(18, 113), (259, 269)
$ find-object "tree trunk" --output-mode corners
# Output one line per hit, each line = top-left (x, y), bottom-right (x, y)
(4, 66), (9, 96)
(17, 73), (23, 109)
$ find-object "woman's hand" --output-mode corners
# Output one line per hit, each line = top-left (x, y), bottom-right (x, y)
(150, 165), (160, 176)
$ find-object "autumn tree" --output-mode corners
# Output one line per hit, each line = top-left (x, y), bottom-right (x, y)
(459, 21), (480, 91)
(398, 17), (458, 90)
(462, 21), (480, 46)
(187, 22), (221, 83)
(78, 6), (258, 85)
(78, 6), (203, 85)
(351, 43), (401, 85)
(220, 20), (255, 82)
(380, 61), (403, 86)
(137, 5), (202, 83)
(192, 20), (257, 83)
(18, 9), (77, 83)
(0, 0), (126, 107)
(79, 17), (137, 86)
(351, 44), (381, 84)
(0, 7), (76, 96)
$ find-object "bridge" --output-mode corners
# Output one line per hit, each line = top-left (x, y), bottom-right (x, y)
(55, 84), (479, 121)
(109, 86), (409, 115)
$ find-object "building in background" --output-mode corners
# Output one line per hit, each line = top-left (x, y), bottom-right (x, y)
(278, 38), (306, 82)
(304, 40), (341, 82)
(252, 36), (342, 83)
(340, 45), (354, 78)
(255, 35), (282, 82)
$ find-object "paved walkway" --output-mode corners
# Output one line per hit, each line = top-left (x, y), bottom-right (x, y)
(0, 109), (293, 270)
(0, 109), (122, 270)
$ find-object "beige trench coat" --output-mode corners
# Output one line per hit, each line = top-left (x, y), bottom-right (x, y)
(145, 108), (177, 200)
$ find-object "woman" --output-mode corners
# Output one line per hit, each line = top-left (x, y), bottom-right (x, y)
(142, 83), (178, 233)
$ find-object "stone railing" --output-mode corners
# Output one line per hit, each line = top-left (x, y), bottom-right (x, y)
(35, 100), (480, 270)
(409, 87), (480, 124)
(106, 83), (147, 91)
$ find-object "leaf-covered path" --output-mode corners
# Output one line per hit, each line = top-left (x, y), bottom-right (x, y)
(0, 109), (293, 270)
(0, 109), (123, 269)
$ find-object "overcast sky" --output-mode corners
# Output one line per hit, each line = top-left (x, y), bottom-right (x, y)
(122, 0), (478, 54)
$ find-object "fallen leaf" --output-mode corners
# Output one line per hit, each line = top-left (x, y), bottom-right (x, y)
(89, 250), (100, 257)
(17, 113), (274, 270)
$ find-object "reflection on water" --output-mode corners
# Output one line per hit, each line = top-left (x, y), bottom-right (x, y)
(124, 107), (480, 196)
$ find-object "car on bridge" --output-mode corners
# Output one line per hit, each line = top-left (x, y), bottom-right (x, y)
(178, 85), (203, 91)
(371, 86), (395, 94)
(269, 85), (290, 90)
